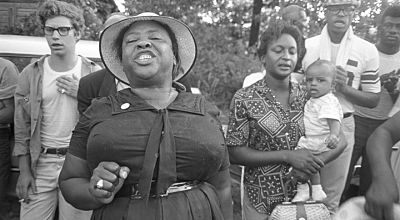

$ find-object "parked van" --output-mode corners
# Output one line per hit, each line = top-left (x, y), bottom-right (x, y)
(0, 34), (101, 71)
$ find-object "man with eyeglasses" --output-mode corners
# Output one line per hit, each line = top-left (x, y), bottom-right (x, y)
(302, 0), (381, 214)
(13, 1), (101, 220)
(342, 4), (400, 208)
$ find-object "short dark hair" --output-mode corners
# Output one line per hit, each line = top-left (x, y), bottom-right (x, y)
(257, 20), (303, 60)
(380, 5), (400, 25)
(38, 0), (85, 32)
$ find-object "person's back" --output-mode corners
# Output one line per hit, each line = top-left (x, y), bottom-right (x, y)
(78, 69), (118, 114)
(78, 13), (129, 114)
(0, 57), (18, 219)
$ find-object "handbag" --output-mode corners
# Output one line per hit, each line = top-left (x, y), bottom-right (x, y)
(269, 179), (331, 220)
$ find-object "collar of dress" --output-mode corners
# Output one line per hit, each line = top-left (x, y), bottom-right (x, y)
(109, 88), (205, 116)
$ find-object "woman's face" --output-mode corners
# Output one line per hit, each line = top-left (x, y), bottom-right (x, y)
(121, 20), (174, 85)
(262, 33), (298, 80)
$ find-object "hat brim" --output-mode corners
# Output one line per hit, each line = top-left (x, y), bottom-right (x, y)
(99, 15), (197, 85)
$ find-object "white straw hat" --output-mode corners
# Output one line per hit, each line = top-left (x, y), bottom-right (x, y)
(99, 12), (197, 85)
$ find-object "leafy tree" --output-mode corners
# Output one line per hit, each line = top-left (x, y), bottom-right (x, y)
(109, 0), (400, 113)
(6, 0), (399, 115)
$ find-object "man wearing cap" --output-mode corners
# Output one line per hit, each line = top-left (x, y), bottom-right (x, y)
(342, 5), (400, 203)
(302, 0), (381, 213)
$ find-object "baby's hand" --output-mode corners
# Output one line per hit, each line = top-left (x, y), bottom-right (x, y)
(325, 135), (339, 149)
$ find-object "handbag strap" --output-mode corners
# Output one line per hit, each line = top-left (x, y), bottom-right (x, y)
(296, 202), (307, 219)
(283, 176), (313, 202)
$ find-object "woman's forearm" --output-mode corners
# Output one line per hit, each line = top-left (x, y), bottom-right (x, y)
(217, 186), (233, 220)
(228, 145), (289, 167)
(207, 169), (233, 220)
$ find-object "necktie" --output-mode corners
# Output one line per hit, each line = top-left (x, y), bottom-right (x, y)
(138, 109), (177, 202)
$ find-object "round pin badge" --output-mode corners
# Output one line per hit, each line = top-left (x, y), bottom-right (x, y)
(121, 103), (130, 110)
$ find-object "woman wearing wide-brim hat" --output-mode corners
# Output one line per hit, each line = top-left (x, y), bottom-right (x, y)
(59, 13), (233, 220)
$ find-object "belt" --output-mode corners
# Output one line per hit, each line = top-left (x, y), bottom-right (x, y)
(116, 181), (199, 199)
(41, 147), (68, 156)
(343, 113), (353, 118)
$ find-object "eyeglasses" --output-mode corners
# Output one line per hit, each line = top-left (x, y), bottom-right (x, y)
(327, 6), (355, 15)
(44, 26), (73, 36)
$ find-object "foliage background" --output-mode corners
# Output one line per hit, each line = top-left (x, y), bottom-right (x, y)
(4, 0), (400, 117)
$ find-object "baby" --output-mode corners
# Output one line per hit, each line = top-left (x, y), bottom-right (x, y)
(292, 59), (343, 202)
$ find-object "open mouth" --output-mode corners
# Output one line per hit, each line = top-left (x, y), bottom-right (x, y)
(386, 35), (399, 41)
(333, 20), (346, 28)
(309, 89), (319, 95)
(51, 43), (63, 48)
(134, 51), (155, 65)
(278, 63), (291, 70)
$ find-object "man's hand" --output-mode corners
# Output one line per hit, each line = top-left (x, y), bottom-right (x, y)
(16, 171), (36, 204)
(56, 74), (79, 98)
(335, 66), (348, 93)
(383, 76), (399, 93)
(365, 177), (399, 220)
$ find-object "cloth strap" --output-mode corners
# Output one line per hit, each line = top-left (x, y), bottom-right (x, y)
(138, 109), (177, 202)
(319, 24), (354, 67)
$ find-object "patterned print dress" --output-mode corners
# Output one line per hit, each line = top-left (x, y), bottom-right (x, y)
(226, 78), (308, 215)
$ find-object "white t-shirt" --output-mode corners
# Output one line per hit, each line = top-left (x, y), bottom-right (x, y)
(297, 92), (343, 153)
(242, 71), (265, 88)
(41, 57), (82, 149)
(356, 50), (400, 119)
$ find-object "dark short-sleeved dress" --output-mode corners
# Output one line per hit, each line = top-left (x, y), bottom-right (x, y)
(69, 89), (230, 220)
